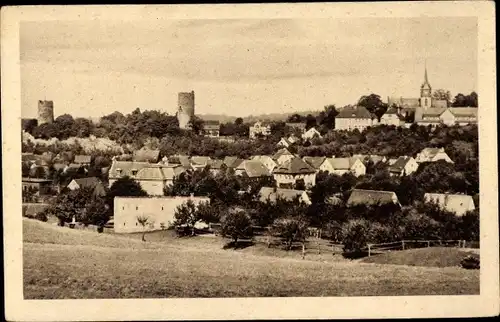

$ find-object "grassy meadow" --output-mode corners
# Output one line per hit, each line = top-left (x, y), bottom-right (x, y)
(23, 219), (479, 299)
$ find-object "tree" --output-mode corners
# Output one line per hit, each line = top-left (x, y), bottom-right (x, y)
(235, 117), (244, 125)
(305, 114), (317, 130)
(48, 187), (94, 226)
(83, 197), (110, 229)
(136, 216), (150, 242)
(271, 215), (310, 251)
(432, 89), (451, 106)
(22, 118), (38, 134)
(173, 199), (201, 236)
(358, 94), (388, 120)
(287, 113), (302, 123)
(220, 208), (253, 247)
(340, 218), (371, 253)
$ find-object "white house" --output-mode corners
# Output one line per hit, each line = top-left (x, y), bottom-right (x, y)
(387, 156), (419, 176)
(272, 148), (295, 166)
(335, 106), (375, 131)
(415, 147), (454, 164)
(114, 196), (210, 233)
(251, 155), (278, 173)
(380, 108), (405, 126)
(302, 127), (322, 140)
(249, 121), (272, 139)
(424, 193), (475, 216)
(319, 157), (366, 177)
(273, 156), (317, 189)
(258, 187), (312, 205)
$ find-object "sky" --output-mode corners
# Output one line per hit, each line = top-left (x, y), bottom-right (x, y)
(20, 17), (478, 119)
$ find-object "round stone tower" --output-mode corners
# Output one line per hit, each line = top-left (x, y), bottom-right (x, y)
(177, 91), (195, 130)
(37, 100), (54, 125)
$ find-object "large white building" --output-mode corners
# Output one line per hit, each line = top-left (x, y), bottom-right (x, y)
(335, 106), (375, 131)
(114, 196), (210, 233)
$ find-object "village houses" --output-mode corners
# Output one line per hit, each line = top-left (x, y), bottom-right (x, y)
(276, 135), (299, 148)
(235, 160), (271, 178)
(424, 193), (475, 216)
(202, 121), (221, 138)
(272, 148), (295, 166)
(415, 147), (454, 163)
(319, 157), (366, 177)
(380, 107), (405, 126)
(302, 127), (322, 140)
(258, 187), (312, 205)
(302, 156), (326, 173)
(387, 156), (419, 176)
(249, 121), (272, 139)
(272, 156), (317, 189)
(250, 155), (278, 173)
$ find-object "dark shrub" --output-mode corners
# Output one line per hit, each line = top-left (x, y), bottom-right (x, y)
(35, 211), (48, 222)
(460, 255), (480, 269)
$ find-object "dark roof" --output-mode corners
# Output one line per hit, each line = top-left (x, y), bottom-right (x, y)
(302, 156), (326, 170)
(347, 189), (399, 206)
(273, 156), (316, 175)
(336, 106), (373, 119)
(236, 160), (271, 178)
(224, 156), (244, 168)
(73, 177), (102, 189)
(74, 155), (92, 164)
(388, 156), (413, 172)
(132, 149), (160, 163)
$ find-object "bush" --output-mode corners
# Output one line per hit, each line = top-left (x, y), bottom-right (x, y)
(341, 219), (371, 253)
(220, 208), (253, 247)
(460, 255), (480, 269)
(35, 211), (48, 222)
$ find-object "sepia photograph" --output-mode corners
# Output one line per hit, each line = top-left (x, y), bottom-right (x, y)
(2, 2), (498, 321)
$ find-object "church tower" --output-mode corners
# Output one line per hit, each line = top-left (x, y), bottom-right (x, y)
(420, 64), (432, 109)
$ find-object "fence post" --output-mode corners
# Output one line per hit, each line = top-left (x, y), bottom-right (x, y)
(427, 241), (430, 248)
(368, 244), (371, 257)
(402, 240), (405, 250)
(302, 242), (306, 260)
(318, 240), (321, 255)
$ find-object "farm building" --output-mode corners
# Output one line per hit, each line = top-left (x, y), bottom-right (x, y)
(258, 187), (311, 205)
(347, 189), (400, 207)
(114, 196), (210, 233)
(387, 156), (419, 176)
(67, 177), (107, 197)
(424, 193), (475, 216)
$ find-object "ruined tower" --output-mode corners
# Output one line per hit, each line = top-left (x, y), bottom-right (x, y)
(177, 91), (195, 130)
(37, 100), (54, 125)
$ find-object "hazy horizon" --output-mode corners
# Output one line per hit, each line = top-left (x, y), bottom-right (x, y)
(21, 17), (478, 119)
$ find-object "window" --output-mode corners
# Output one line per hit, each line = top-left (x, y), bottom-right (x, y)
(122, 206), (124, 210)
(161, 207), (164, 211)
(136, 206), (138, 210)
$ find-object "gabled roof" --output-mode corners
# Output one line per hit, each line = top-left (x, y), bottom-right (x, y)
(73, 177), (102, 189)
(135, 165), (184, 181)
(424, 193), (475, 215)
(419, 147), (445, 158)
(109, 160), (151, 179)
(258, 187), (310, 204)
(224, 156), (244, 168)
(347, 189), (399, 206)
(273, 156), (316, 175)
(302, 156), (326, 170)
(388, 156), (413, 172)
(448, 107), (478, 117)
(236, 160), (271, 178)
(272, 148), (293, 160)
(336, 106), (373, 119)
(421, 108), (447, 117)
(251, 155), (277, 165)
(74, 155), (92, 164)
(323, 157), (357, 170)
(132, 149), (160, 163)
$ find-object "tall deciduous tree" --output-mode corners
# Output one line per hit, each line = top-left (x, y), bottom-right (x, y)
(220, 208), (253, 247)
(358, 94), (388, 120)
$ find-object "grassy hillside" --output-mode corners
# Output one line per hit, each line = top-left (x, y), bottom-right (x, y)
(361, 247), (480, 268)
(23, 219), (479, 299)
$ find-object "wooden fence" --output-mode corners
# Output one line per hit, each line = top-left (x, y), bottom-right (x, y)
(366, 239), (471, 257)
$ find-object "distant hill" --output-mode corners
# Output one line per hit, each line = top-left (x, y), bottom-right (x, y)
(198, 110), (322, 124)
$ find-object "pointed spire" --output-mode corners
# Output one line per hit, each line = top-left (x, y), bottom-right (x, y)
(424, 60), (429, 84)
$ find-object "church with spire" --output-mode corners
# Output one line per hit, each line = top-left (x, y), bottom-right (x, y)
(387, 65), (448, 119)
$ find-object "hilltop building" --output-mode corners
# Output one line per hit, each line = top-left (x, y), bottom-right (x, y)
(37, 100), (54, 125)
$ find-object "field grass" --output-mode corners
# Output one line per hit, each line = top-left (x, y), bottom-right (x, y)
(23, 219), (480, 299)
(361, 247), (480, 268)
